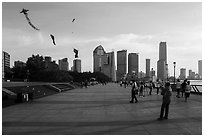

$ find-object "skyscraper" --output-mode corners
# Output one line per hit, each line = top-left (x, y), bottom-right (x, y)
(73, 59), (81, 73)
(198, 60), (202, 78)
(93, 45), (106, 73)
(128, 53), (139, 77)
(103, 51), (116, 81)
(117, 50), (127, 81)
(157, 42), (167, 81)
(180, 68), (186, 80)
(146, 59), (150, 77)
(93, 45), (116, 81)
(59, 58), (69, 71)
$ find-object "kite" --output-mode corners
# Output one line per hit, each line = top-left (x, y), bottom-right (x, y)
(50, 34), (56, 45)
(72, 18), (75, 23)
(73, 48), (78, 58)
(20, 8), (40, 31)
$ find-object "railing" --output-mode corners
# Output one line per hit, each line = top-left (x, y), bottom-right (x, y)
(191, 85), (202, 94)
(171, 84), (202, 95)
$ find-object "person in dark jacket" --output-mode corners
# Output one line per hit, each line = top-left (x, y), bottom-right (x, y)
(130, 80), (138, 103)
(157, 82), (172, 120)
(181, 79), (187, 97)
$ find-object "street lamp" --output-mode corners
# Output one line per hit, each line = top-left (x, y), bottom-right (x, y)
(151, 68), (153, 81)
(173, 62), (176, 84)
(166, 64), (168, 81)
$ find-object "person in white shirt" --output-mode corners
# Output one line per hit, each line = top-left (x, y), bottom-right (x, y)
(130, 80), (138, 103)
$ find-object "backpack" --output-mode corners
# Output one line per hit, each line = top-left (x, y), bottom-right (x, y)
(132, 82), (138, 94)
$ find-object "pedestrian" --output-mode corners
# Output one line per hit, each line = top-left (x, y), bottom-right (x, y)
(130, 80), (138, 103)
(149, 81), (153, 95)
(181, 79), (187, 97)
(176, 79), (181, 98)
(157, 82), (172, 120)
(120, 81), (122, 87)
(139, 81), (144, 97)
(185, 81), (191, 102)
(84, 80), (88, 88)
(156, 79), (160, 95)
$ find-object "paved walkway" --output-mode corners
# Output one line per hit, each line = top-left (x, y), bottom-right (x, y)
(2, 83), (202, 135)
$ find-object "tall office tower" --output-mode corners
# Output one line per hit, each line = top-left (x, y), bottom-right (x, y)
(189, 69), (192, 79)
(2, 51), (10, 79)
(128, 53), (139, 77)
(73, 59), (81, 73)
(93, 45), (106, 73)
(117, 50), (127, 81)
(44, 56), (58, 71)
(146, 59), (150, 77)
(157, 42), (167, 81)
(59, 58), (69, 71)
(198, 60), (202, 78)
(103, 51), (116, 81)
(93, 45), (116, 81)
(180, 68), (186, 80)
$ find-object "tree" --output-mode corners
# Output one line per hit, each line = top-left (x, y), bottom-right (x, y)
(26, 54), (45, 81)
(11, 65), (27, 79)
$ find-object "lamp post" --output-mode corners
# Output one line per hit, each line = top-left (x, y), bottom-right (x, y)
(151, 68), (153, 81)
(166, 64), (168, 81)
(173, 62), (176, 84)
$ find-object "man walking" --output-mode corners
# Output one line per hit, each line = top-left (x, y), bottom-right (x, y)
(130, 80), (138, 103)
(157, 82), (172, 120)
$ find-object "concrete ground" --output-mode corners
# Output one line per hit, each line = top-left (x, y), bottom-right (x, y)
(2, 83), (202, 135)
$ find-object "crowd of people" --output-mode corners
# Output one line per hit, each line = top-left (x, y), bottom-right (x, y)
(119, 78), (192, 120)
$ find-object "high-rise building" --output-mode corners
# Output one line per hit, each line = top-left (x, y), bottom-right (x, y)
(146, 59), (150, 77)
(73, 59), (81, 73)
(198, 60), (202, 78)
(93, 45), (116, 81)
(2, 51), (10, 79)
(189, 69), (192, 79)
(103, 51), (116, 81)
(157, 42), (167, 81)
(59, 58), (69, 71)
(180, 68), (186, 80)
(44, 56), (59, 71)
(117, 50), (127, 81)
(128, 53), (139, 77)
(93, 45), (106, 73)
(159, 42), (167, 62)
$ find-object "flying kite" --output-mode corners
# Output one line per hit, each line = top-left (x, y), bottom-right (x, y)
(72, 18), (75, 23)
(20, 8), (40, 31)
(73, 48), (78, 58)
(50, 34), (56, 45)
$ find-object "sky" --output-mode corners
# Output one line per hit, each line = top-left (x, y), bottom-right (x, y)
(2, 2), (202, 77)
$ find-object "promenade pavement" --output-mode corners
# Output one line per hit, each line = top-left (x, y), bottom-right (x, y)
(2, 83), (202, 135)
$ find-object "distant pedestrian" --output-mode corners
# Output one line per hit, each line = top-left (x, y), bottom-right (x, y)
(120, 81), (122, 87)
(139, 81), (144, 97)
(157, 82), (172, 120)
(185, 81), (191, 102)
(181, 79), (187, 97)
(130, 80), (138, 103)
(84, 80), (88, 88)
(176, 79), (181, 98)
(156, 79), (160, 95)
(149, 81), (153, 95)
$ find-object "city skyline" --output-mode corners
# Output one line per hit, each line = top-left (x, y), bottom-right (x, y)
(2, 2), (202, 77)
